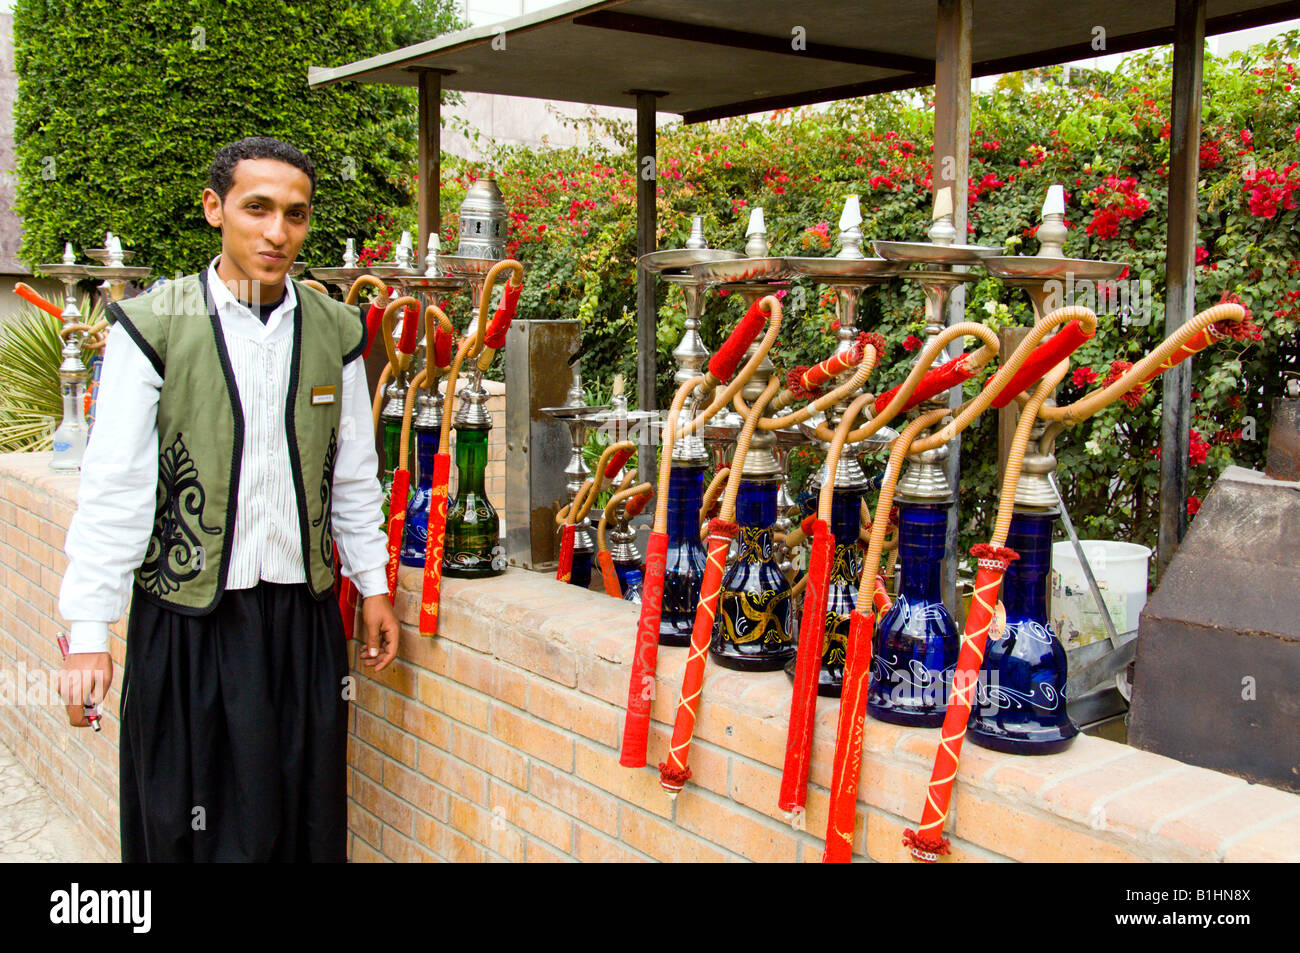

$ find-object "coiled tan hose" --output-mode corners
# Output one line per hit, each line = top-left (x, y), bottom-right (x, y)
(557, 440), (637, 527)
(989, 361), (1071, 547)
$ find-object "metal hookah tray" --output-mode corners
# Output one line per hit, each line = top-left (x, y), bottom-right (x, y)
(873, 240), (1000, 265)
(690, 257), (792, 284)
(639, 248), (739, 273)
(436, 256), (499, 280)
(785, 257), (899, 279)
(981, 256), (1128, 281)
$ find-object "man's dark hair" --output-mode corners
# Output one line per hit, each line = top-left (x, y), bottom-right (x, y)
(207, 137), (316, 203)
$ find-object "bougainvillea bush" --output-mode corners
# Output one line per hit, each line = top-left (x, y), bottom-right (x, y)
(368, 35), (1300, 560)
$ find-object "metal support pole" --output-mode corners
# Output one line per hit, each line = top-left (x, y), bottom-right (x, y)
(634, 91), (660, 468)
(934, 0), (972, 615)
(1158, 0), (1205, 578)
(417, 70), (443, 259)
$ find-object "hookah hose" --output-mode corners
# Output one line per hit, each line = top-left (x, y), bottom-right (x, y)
(344, 275), (394, 360)
(418, 259), (520, 637)
(384, 305), (457, 601)
(658, 375), (782, 796)
(698, 467), (730, 540)
(903, 303), (1247, 861)
(780, 390), (877, 817)
(620, 295), (783, 768)
(300, 278), (330, 297)
(14, 282), (64, 319)
(556, 440), (636, 583)
(902, 364), (1067, 862)
(989, 314), (1097, 409)
(597, 477), (653, 598)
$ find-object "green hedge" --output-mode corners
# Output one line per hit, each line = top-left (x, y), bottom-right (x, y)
(396, 37), (1300, 559)
(12, 0), (461, 278)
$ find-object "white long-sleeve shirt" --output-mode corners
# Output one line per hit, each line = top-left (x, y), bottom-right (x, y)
(58, 260), (389, 653)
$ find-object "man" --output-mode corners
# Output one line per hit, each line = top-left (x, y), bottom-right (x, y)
(55, 136), (400, 862)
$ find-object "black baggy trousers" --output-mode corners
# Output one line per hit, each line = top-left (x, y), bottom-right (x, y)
(119, 581), (349, 862)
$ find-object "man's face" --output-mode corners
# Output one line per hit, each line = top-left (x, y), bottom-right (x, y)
(201, 157), (312, 298)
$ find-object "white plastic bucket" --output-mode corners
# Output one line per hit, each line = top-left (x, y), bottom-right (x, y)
(1050, 541), (1152, 649)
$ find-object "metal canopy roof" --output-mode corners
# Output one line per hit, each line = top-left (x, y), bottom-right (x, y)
(309, 0), (1300, 122)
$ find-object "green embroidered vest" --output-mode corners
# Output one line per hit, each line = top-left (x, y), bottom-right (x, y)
(108, 271), (368, 614)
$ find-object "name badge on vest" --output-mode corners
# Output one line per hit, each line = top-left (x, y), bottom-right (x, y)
(311, 385), (337, 406)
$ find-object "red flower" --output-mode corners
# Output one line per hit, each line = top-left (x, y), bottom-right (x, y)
(1188, 429), (1210, 466)
(1072, 367), (1099, 387)
(1187, 495), (1201, 517)
(902, 335), (922, 352)
(1195, 246), (1210, 266)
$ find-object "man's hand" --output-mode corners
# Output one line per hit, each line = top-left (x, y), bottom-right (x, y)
(55, 652), (112, 728)
(359, 594), (400, 672)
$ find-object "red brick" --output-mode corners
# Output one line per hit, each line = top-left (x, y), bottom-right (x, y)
(573, 825), (648, 863)
(349, 838), (387, 863)
(1154, 783), (1300, 858)
(372, 658), (418, 698)
(353, 773), (414, 835)
(528, 761), (618, 836)
(692, 698), (788, 770)
(490, 780), (573, 852)
(357, 704), (417, 767)
(574, 653), (628, 707)
(492, 630), (577, 687)
(492, 705), (574, 771)
(524, 838), (569, 863)
(381, 824), (438, 863)
(348, 800), (384, 850)
(1035, 751), (1189, 823)
(415, 739), (488, 805)
(416, 672), (491, 731)
(574, 740), (673, 819)
(674, 788), (799, 863)
(448, 646), (527, 708)
(384, 759), (444, 817)
(527, 680), (621, 748)
(449, 723), (528, 790)
(619, 806), (728, 864)
(383, 693), (451, 751)
(952, 790), (1143, 862)
(1222, 811), (1300, 862)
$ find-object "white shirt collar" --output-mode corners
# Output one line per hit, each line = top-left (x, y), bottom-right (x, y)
(206, 256), (298, 340)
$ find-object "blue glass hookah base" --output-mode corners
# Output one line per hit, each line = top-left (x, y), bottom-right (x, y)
(867, 502), (960, 728)
(660, 466), (707, 646)
(968, 511), (1078, 754)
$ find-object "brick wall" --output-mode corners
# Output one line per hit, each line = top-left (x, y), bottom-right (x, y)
(3, 451), (1299, 863)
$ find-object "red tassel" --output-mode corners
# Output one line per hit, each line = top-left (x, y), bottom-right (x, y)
(433, 326), (454, 368)
(625, 489), (653, 519)
(708, 299), (767, 383)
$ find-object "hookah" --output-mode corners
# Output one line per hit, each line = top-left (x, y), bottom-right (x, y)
(596, 477), (654, 600)
(862, 188), (998, 726)
(416, 257), (524, 636)
(541, 361), (607, 589)
(784, 195), (899, 696)
(49, 295), (93, 472)
(639, 215), (736, 645)
(555, 438), (636, 583)
(966, 186), (1127, 754)
(903, 300), (1251, 862)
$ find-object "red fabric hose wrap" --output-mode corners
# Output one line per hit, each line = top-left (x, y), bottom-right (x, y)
(802, 332), (876, 391)
(625, 490), (653, 520)
(484, 281), (523, 350)
(14, 283), (64, 320)
(385, 468), (411, 602)
(604, 447), (634, 479)
(620, 530), (669, 767)
(397, 302), (420, 355)
(418, 453), (452, 637)
(598, 550), (622, 598)
(361, 291), (391, 359)
(779, 520), (836, 814)
(659, 519), (738, 793)
(873, 353), (974, 416)
(556, 523), (576, 584)
(708, 299), (767, 383)
(1138, 321), (1249, 384)
(823, 608), (878, 862)
(904, 544), (1019, 862)
(433, 326), (454, 368)
(990, 321), (1094, 409)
